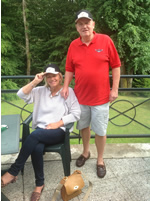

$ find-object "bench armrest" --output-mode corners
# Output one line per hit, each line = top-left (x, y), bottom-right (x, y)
(65, 122), (74, 130)
(23, 113), (32, 125)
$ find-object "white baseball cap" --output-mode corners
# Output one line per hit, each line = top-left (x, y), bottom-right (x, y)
(44, 63), (60, 75)
(75, 9), (93, 23)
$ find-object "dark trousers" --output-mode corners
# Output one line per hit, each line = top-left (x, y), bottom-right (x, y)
(8, 128), (65, 186)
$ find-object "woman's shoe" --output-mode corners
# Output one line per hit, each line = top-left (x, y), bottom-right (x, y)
(1, 173), (17, 188)
(30, 185), (44, 201)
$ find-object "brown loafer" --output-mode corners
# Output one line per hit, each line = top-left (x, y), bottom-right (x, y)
(76, 152), (90, 167)
(97, 163), (106, 178)
(30, 186), (44, 201)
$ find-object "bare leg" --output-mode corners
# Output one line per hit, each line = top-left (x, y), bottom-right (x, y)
(81, 127), (91, 157)
(95, 134), (106, 165)
(33, 185), (44, 193)
(1, 172), (17, 187)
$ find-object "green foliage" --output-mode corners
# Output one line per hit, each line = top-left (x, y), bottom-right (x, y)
(1, 80), (19, 101)
(1, 0), (26, 100)
(1, 23), (22, 75)
(88, 0), (150, 74)
(1, 0), (150, 80)
(132, 74), (150, 97)
(133, 77), (150, 88)
(26, 0), (83, 74)
(1, 0), (25, 76)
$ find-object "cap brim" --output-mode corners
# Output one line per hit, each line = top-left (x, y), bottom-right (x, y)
(44, 72), (59, 75)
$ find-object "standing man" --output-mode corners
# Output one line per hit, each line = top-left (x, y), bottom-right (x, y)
(61, 9), (121, 178)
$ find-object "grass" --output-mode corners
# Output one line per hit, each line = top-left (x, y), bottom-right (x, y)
(1, 93), (150, 144)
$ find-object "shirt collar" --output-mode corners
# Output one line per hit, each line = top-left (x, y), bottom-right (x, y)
(78, 31), (97, 46)
(49, 87), (62, 98)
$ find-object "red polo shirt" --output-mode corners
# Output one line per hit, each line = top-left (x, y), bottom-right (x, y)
(65, 32), (121, 106)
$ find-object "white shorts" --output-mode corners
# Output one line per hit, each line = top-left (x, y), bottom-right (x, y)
(77, 103), (109, 136)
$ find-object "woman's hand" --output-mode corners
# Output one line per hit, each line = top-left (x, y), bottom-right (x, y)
(22, 72), (45, 94)
(34, 72), (45, 84)
(45, 120), (64, 129)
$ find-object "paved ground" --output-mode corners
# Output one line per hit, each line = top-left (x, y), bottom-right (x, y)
(1, 143), (150, 201)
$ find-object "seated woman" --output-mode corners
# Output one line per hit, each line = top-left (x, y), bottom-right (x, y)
(1, 63), (81, 201)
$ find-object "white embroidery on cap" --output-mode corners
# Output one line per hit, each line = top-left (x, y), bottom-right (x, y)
(78, 12), (89, 19)
(46, 67), (55, 73)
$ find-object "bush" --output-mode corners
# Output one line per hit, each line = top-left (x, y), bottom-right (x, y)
(1, 80), (19, 101)
(132, 77), (150, 97)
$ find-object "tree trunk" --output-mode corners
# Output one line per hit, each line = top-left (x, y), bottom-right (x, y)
(120, 61), (128, 88)
(22, 0), (31, 75)
(127, 69), (133, 88)
(120, 61), (133, 88)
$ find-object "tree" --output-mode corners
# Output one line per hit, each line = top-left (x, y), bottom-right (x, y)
(1, 0), (87, 77)
(88, 0), (150, 87)
(1, 0), (25, 76)
(2, 0), (149, 90)
(22, 0), (31, 75)
(26, 0), (82, 74)
(1, 0), (26, 97)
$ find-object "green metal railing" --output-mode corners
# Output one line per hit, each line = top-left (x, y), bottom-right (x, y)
(1, 75), (150, 140)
